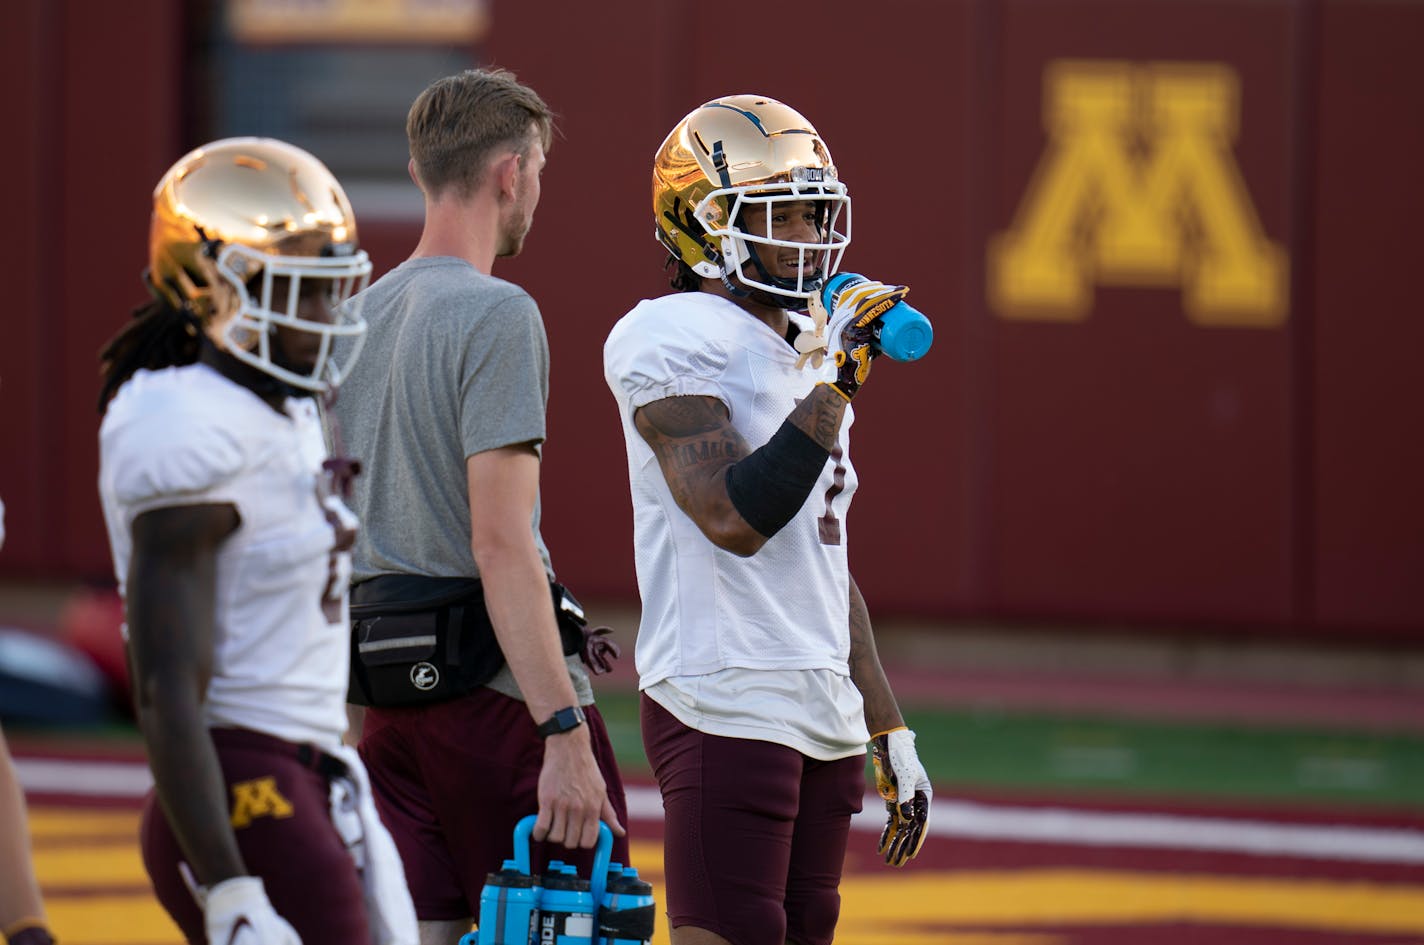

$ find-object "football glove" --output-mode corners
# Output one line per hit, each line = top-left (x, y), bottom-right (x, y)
(199, 876), (302, 945)
(822, 277), (910, 401)
(870, 727), (932, 867)
(580, 624), (622, 675)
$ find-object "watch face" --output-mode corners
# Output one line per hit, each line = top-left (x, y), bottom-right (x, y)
(540, 705), (586, 736)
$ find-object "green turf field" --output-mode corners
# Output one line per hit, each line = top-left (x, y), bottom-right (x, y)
(591, 690), (1424, 811)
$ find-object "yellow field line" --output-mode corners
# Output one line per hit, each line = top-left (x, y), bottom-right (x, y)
(33, 831), (1424, 945)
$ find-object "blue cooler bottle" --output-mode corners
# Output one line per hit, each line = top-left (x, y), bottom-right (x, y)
(822, 272), (934, 362)
(597, 867), (656, 945)
(472, 816), (542, 945)
(534, 822), (613, 945)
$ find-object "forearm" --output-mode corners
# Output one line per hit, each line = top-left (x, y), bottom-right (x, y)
(848, 576), (905, 736)
(136, 693), (247, 885)
(476, 539), (580, 722)
(786, 382), (849, 451)
(0, 732), (46, 929)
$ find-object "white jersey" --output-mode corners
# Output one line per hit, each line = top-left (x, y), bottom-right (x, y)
(603, 292), (869, 759)
(98, 364), (353, 751)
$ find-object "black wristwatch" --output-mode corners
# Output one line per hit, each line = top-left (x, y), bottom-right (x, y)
(536, 705), (586, 738)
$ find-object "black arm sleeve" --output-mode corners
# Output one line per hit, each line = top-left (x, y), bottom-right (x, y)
(724, 419), (831, 539)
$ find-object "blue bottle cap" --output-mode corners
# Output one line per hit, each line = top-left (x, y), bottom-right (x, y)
(876, 302), (934, 362)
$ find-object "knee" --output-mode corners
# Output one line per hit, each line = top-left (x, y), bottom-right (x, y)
(785, 886), (841, 945)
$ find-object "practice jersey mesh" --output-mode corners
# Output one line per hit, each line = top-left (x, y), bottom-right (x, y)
(604, 293), (869, 758)
(99, 364), (351, 750)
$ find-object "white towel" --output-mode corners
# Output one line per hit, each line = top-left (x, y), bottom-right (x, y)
(328, 744), (419, 945)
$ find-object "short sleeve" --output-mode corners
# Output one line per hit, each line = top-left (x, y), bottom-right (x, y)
(103, 400), (246, 513)
(458, 290), (550, 458)
(603, 301), (732, 412)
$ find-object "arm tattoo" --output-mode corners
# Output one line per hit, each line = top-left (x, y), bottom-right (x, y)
(635, 396), (750, 517)
(787, 384), (847, 451)
(637, 395), (727, 438)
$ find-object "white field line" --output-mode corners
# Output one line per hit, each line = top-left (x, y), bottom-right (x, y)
(18, 757), (1424, 865)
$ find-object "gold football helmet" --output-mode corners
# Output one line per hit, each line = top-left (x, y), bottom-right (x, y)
(149, 137), (372, 392)
(652, 95), (851, 300)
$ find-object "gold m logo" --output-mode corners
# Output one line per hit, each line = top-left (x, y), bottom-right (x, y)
(988, 60), (1288, 326)
(229, 777), (295, 829)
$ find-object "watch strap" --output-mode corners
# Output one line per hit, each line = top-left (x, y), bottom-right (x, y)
(536, 705), (586, 738)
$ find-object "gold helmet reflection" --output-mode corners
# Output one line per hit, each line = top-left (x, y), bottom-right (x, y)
(149, 137), (372, 392)
(652, 94), (851, 300)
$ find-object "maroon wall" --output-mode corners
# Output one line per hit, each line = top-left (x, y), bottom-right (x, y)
(4, 0), (1421, 639)
(0, 0), (183, 580)
(1310, 1), (1424, 634)
(985, 0), (1301, 626)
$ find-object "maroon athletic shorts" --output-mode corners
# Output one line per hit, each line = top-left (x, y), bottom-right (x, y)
(140, 727), (370, 945)
(359, 687), (630, 920)
(641, 694), (865, 945)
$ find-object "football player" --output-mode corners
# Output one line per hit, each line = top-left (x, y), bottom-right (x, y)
(97, 138), (416, 945)
(603, 96), (934, 945)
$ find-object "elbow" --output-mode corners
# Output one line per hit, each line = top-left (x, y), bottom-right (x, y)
(469, 525), (530, 571)
(701, 519), (768, 558)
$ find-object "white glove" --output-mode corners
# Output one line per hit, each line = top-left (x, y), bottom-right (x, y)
(869, 727), (933, 866)
(201, 876), (302, 945)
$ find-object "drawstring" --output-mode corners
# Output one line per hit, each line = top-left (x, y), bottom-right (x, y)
(318, 388), (362, 500)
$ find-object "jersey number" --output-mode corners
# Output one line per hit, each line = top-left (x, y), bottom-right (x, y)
(818, 443), (847, 545)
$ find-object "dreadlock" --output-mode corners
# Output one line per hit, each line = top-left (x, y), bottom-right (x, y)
(97, 294), (202, 414)
(665, 254), (702, 293)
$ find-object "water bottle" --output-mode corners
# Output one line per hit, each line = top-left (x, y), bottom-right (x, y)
(531, 819), (614, 945)
(823, 272), (934, 362)
(597, 867), (656, 945)
(474, 860), (539, 945)
(474, 816), (541, 945)
(538, 865), (596, 945)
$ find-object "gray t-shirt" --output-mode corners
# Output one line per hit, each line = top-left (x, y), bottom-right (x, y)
(335, 256), (589, 703)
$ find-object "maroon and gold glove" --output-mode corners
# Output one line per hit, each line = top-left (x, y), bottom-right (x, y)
(822, 277), (910, 401)
(870, 726), (932, 867)
(580, 624), (621, 676)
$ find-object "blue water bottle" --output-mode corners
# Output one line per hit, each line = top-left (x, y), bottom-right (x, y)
(598, 866), (656, 945)
(822, 272), (934, 362)
(473, 817), (541, 945)
(533, 821), (613, 945)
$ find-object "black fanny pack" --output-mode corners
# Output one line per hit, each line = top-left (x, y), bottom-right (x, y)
(346, 575), (587, 708)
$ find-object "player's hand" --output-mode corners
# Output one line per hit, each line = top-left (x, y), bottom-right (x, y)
(870, 727), (932, 867)
(823, 276), (910, 400)
(201, 876), (302, 945)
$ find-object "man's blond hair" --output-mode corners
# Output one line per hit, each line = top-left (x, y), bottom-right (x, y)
(407, 68), (554, 198)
